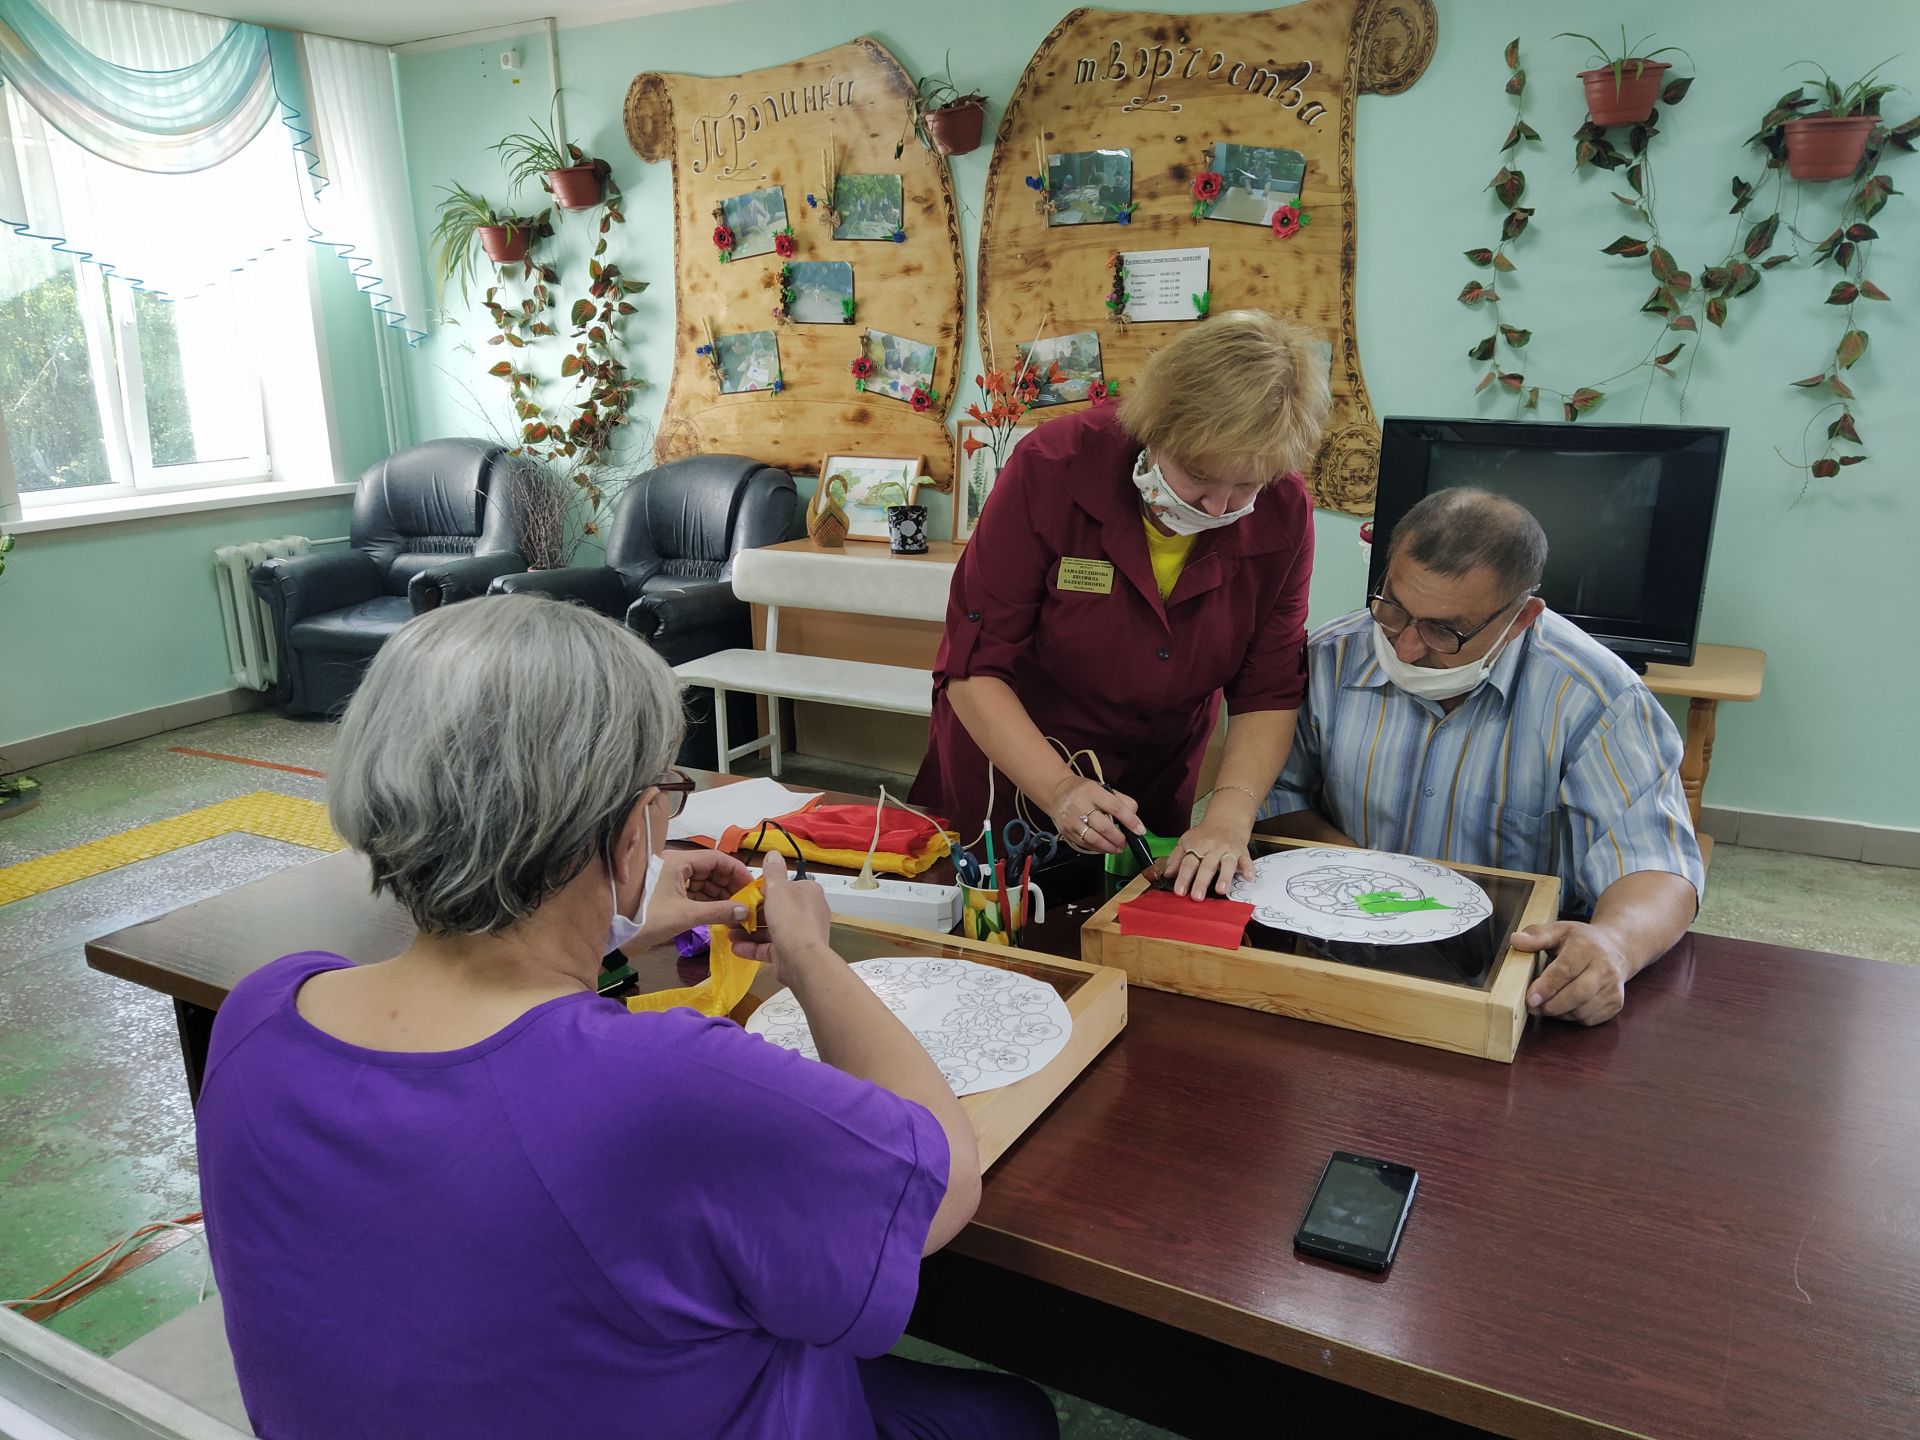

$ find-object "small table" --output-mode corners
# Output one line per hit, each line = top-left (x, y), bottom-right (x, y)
(1642, 644), (1766, 859)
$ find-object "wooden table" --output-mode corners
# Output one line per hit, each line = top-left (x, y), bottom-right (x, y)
(85, 789), (1916, 1439)
(1643, 644), (1767, 859)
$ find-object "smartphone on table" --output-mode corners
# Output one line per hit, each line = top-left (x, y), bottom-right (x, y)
(1293, 1151), (1419, 1273)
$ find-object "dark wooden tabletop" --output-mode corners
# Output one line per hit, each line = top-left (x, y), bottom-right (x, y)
(84, 793), (1920, 1440)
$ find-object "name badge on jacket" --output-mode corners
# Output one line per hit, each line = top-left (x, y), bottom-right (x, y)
(1057, 558), (1114, 594)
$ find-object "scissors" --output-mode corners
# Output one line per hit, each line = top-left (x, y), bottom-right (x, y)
(999, 818), (1059, 871)
(954, 847), (991, 888)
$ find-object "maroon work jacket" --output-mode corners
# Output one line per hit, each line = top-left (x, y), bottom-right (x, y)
(910, 405), (1313, 840)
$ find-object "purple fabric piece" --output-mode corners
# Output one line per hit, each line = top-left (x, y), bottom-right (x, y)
(196, 952), (951, 1440)
(674, 925), (712, 960)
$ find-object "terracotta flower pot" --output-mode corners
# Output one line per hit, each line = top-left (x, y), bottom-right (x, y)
(1577, 60), (1669, 127)
(478, 223), (530, 264)
(1783, 115), (1878, 180)
(545, 164), (604, 209)
(924, 100), (986, 157)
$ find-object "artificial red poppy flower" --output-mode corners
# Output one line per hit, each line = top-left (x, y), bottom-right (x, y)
(774, 232), (798, 258)
(1192, 171), (1224, 202)
(1087, 380), (1109, 402)
(849, 356), (874, 378)
(712, 225), (735, 250)
(909, 386), (933, 412)
(1271, 204), (1302, 239)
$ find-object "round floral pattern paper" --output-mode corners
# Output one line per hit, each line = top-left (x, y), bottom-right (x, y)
(745, 956), (1073, 1096)
(1228, 847), (1493, 944)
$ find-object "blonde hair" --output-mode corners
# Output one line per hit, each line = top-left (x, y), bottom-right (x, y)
(1116, 309), (1331, 480)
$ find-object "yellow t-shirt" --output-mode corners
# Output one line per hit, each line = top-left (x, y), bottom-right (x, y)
(1142, 516), (1198, 600)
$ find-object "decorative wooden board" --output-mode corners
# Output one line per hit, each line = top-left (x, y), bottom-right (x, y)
(625, 39), (965, 489)
(725, 914), (1126, 1170)
(1080, 836), (1557, 1062)
(976, 1), (1436, 514)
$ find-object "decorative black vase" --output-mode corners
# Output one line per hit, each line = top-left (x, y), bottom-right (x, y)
(886, 504), (929, 555)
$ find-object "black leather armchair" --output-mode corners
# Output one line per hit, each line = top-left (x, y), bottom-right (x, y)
(494, 453), (797, 767)
(252, 438), (527, 717)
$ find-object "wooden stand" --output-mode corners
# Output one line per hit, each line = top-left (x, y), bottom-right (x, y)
(726, 913), (1128, 1170)
(1079, 837), (1559, 1062)
(1643, 643), (1766, 864)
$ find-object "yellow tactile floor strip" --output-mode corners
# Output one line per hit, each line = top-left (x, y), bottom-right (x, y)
(0, 791), (343, 906)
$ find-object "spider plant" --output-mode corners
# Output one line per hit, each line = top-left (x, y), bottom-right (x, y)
(429, 183), (527, 304)
(1788, 57), (1903, 117)
(1555, 28), (1694, 94)
(493, 97), (576, 188)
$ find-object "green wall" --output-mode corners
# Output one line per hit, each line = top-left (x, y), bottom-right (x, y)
(394, 0), (1918, 829)
(0, 249), (384, 749)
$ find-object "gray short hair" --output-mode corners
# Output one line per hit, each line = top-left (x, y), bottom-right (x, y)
(328, 595), (684, 934)
(1386, 488), (1549, 597)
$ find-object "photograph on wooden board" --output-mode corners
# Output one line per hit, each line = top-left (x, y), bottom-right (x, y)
(720, 185), (790, 259)
(715, 329), (780, 394)
(1201, 143), (1306, 227)
(820, 453), (923, 542)
(861, 328), (938, 404)
(1118, 247), (1210, 323)
(955, 423), (1035, 542)
(786, 260), (854, 324)
(1045, 148), (1133, 226)
(831, 173), (905, 240)
(1018, 332), (1103, 406)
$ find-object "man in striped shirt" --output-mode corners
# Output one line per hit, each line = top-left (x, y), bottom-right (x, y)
(1259, 489), (1703, 1025)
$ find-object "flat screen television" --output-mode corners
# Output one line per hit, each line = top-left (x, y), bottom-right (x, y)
(1371, 418), (1727, 669)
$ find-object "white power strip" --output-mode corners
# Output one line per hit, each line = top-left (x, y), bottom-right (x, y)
(812, 872), (962, 933)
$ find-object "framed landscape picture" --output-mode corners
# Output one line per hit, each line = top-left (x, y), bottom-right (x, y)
(954, 424), (1035, 542)
(818, 453), (926, 543)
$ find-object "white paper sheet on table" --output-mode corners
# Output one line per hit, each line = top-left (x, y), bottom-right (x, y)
(745, 956), (1073, 1096)
(668, 777), (821, 843)
(1228, 847), (1493, 944)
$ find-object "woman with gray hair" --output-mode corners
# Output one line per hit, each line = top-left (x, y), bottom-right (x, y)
(194, 596), (1054, 1440)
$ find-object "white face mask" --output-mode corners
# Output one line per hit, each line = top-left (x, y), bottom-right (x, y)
(1371, 609), (1525, 703)
(604, 803), (664, 955)
(1133, 452), (1257, 536)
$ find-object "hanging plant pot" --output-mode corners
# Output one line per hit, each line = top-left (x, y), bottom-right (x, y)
(545, 164), (605, 209)
(1577, 61), (1669, 127)
(924, 100), (986, 157)
(1783, 116), (1878, 180)
(478, 223), (531, 264)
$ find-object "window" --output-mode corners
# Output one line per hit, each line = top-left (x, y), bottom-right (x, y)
(0, 225), (289, 505)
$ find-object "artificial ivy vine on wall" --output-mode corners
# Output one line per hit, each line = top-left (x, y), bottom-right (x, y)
(1462, 38), (1916, 485)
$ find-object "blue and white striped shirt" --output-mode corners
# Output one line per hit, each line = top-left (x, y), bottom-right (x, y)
(1261, 609), (1704, 913)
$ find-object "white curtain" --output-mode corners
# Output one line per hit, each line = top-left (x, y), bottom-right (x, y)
(0, 0), (423, 338)
(300, 35), (426, 342)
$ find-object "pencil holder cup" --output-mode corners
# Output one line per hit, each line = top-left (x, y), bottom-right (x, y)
(959, 882), (1045, 944)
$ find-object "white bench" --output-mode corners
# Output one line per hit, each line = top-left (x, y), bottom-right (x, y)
(675, 546), (950, 776)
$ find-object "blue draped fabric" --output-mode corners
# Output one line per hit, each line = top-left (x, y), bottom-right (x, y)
(0, 0), (313, 176)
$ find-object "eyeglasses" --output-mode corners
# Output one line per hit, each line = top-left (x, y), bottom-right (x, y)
(651, 769), (696, 819)
(1369, 586), (1532, 656)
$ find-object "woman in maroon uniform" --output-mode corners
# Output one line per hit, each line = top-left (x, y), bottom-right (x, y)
(911, 311), (1329, 898)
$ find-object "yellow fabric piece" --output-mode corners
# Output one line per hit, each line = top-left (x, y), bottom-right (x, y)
(1142, 516), (1198, 600)
(626, 880), (764, 1018)
(0, 792), (341, 906)
(748, 830), (953, 878)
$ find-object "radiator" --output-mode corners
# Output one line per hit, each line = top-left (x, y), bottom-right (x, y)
(214, 536), (311, 691)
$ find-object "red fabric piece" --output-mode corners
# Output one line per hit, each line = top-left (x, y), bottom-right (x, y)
(1117, 888), (1254, 951)
(755, 804), (946, 853)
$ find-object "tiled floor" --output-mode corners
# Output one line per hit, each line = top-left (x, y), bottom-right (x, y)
(1, 710), (1913, 1436)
